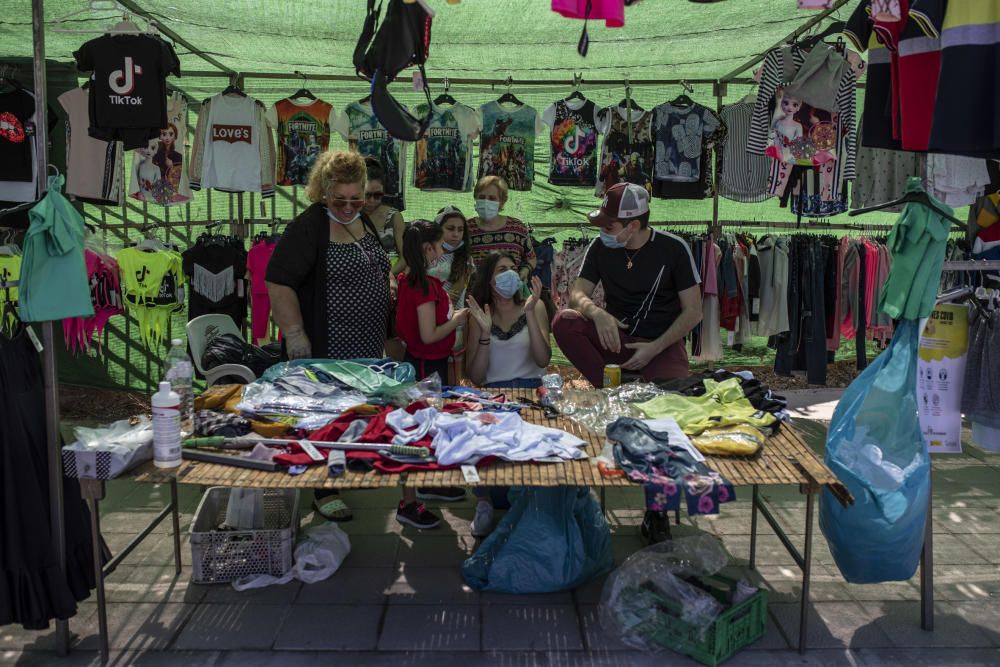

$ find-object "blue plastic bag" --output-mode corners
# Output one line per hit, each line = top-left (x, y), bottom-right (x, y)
(819, 320), (930, 584)
(462, 486), (613, 593)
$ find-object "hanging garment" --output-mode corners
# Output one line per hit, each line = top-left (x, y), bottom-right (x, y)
(783, 42), (850, 113)
(129, 94), (191, 206)
(182, 237), (247, 325)
(595, 105), (655, 196)
(877, 177), (951, 320)
(190, 92), (276, 197)
(845, 0), (901, 150)
(58, 87), (124, 205)
(0, 87), (50, 205)
(851, 121), (927, 211)
(73, 33), (181, 149)
(247, 239), (276, 344)
(0, 255), (20, 335)
(477, 101), (544, 192)
(961, 309), (1000, 430)
(551, 238), (605, 311)
(799, 0), (833, 8)
(62, 249), (124, 353)
(542, 97), (602, 187)
(332, 100), (406, 209)
(116, 245), (185, 349)
(651, 102), (722, 184)
(531, 237), (556, 292)
(774, 236), (830, 385)
(754, 235), (790, 337)
(266, 97), (334, 187)
(924, 154), (991, 208)
(0, 329), (98, 630)
(552, 0), (625, 26)
(718, 100), (771, 203)
(17, 175), (94, 323)
(411, 102), (481, 192)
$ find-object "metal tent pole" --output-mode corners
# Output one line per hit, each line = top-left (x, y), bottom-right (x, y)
(31, 0), (70, 655)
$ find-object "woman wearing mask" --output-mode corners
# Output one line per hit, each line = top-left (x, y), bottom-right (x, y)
(428, 205), (475, 382)
(363, 157), (406, 272)
(463, 253), (550, 537)
(266, 149), (393, 522)
(467, 176), (536, 282)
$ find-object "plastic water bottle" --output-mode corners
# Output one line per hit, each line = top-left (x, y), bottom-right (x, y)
(151, 381), (182, 468)
(164, 338), (194, 436)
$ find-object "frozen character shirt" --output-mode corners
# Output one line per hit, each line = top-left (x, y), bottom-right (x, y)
(477, 101), (545, 192)
(332, 100), (407, 210)
(412, 102), (481, 192)
(542, 98), (601, 187)
(129, 95), (191, 206)
(266, 97), (335, 187)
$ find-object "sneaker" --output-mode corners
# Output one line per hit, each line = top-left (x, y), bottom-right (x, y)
(471, 501), (495, 537)
(416, 487), (466, 502)
(640, 510), (672, 544)
(395, 501), (441, 529)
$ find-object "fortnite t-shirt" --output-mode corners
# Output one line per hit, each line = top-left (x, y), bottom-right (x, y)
(331, 101), (406, 210)
(0, 89), (35, 182)
(477, 101), (545, 191)
(542, 98), (601, 186)
(411, 102), (481, 192)
(73, 34), (181, 149)
(266, 98), (335, 186)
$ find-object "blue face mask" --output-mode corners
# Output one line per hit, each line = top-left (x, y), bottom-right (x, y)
(475, 199), (501, 220)
(326, 208), (360, 225)
(442, 240), (464, 252)
(599, 230), (625, 249)
(493, 270), (522, 299)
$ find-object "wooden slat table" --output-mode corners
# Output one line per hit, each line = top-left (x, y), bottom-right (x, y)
(116, 390), (850, 655)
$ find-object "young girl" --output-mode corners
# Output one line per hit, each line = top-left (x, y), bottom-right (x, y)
(363, 157), (406, 272)
(428, 205), (475, 382)
(396, 221), (468, 381)
(463, 252), (551, 537)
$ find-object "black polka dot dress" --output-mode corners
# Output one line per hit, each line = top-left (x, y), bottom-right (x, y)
(322, 232), (391, 359)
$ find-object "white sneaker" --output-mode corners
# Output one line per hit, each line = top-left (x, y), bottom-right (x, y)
(471, 501), (494, 537)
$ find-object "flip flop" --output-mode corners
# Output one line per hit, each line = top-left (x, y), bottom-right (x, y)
(313, 497), (353, 522)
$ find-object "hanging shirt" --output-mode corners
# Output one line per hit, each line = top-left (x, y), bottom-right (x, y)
(116, 245), (185, 349)
(189, 92), (276, 197)
(924, 154), (991, 208)
(62, 249), (124, 353)
(58, 87), (124, 205)
(851, 123), (926, 211)
(595, 105), (656, 196)
(0, 254), (21, 334)
(718, 100), (771, 203)
(0, 88), (35, 182)
(477, 101), (544, 192)
(18, 175), (94, 323)
(551, 0), (624, 26)
(266, 97), (335, 187)
(73, 34), (181, 150)
(845, 1), (900, 149)
(411, 102), (481, 192)
(128, 94), (191, 206)
(331, 101), (406, 210)
(182, 239), (248, 325)
(247, 239), (276, 344)
(652, 102), (721, 184)
(542, 98), (602, 187)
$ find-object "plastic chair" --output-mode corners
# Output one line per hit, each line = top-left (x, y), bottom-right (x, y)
(185, 314), (256, 386)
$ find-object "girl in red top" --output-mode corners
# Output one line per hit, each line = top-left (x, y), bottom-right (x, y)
(396, 221), (468, 381)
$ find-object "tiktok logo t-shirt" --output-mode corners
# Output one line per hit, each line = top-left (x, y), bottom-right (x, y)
(542, 98), (601, 187)
(74, 34), (181, 149)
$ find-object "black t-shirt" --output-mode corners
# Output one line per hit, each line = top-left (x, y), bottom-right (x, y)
(579, 229), (700, 340)
(74, 34), (180, 149)
(182, 240), (248, 324)
(0, 89), (35, 182)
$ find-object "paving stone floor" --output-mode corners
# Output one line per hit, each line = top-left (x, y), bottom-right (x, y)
(4, 403), (1000, 666)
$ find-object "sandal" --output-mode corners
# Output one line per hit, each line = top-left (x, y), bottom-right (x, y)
(313, 497), (353, 522)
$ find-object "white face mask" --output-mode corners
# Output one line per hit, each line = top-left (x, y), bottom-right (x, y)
(475, 199), (501, 220)
(326, 208), (360, 225)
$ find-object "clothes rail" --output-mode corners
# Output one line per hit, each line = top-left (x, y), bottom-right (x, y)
(942, 260), (1000, 271)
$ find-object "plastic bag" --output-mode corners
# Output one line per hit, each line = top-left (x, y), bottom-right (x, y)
(599, 535), (729, 651)
(232, 522), (351, 590)
(819, 320), (931, 584)
(462, 486), (613, 593)
(555, 382), (666, 432)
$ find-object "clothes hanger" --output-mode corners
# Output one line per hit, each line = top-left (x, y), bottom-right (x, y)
(496, 75), (523, 107)
(289, 71), (316, 101)
(792, 20), (846, 52)
(433, 77), (456, 106)
(669, 80), (695, 108)
(222, 73), (247, 97)
(617, 77), (643, 112)
(849, 191), (966, 231)
(107, 11), (144, 35)
(566, 73), (585, 102)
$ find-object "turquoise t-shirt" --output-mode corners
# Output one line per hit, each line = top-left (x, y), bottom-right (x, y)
(18, 175), (94, 322)
(877, 177), (952, 321)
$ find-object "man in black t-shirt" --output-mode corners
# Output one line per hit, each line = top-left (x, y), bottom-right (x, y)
(552, 182), (703, 387)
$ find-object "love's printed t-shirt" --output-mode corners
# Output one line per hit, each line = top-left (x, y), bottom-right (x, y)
(542, 98), (601, 187)
(411, 102), (481, 192)
(266, 97), (335, 186)
(477, 101), (545, 192)
(332, 101), (406, 210)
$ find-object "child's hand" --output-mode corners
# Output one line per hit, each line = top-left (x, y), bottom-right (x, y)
(453, 307), (469, 323)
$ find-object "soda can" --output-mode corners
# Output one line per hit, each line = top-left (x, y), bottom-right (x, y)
(603, 364), (621, 388)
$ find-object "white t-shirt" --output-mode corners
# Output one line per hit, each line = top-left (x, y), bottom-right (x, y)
(200, 93), (263, 193)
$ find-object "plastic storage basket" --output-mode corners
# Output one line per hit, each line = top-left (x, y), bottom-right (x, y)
(190, 487), (299, 584)
(630, 574), (767, 666)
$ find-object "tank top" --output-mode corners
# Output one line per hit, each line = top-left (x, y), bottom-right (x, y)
(486, 314), (545, 385)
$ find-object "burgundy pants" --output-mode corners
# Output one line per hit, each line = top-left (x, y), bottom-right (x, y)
(552, 309), (689, 387)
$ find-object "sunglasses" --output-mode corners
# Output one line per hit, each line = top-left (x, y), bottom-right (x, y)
(329, 197), (365, 209)
(365, 192), (385, 200)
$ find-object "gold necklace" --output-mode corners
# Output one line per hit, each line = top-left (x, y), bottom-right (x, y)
(624, 244), (643, 270)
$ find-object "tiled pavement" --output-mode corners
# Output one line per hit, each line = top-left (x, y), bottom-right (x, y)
(4, 406), (1000, 666)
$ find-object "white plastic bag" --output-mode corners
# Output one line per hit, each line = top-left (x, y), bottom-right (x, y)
(232, 522), (351, 590)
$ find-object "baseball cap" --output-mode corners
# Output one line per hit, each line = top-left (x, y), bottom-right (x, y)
(587, 182), (650, 226)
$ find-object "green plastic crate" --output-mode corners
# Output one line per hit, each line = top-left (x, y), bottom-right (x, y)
(628, 574), (768, 666)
